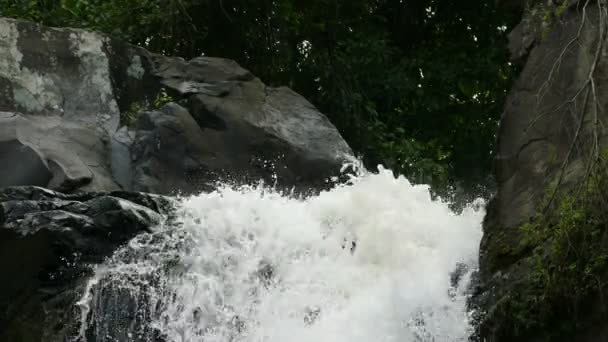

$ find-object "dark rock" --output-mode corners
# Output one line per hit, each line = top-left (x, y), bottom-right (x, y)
(0, 15), (351, 342)
(83, 274), (167, 342)
(303, 306), (321, 325)
(0, 139), (52, 187)
(0, 186), (173, 342)
(473, 1), (608, 340)
(256, 260), (275, 287)
(449, 262), (469, 289)
(0, 17), (352, 195)
(119, 60), (352, 194)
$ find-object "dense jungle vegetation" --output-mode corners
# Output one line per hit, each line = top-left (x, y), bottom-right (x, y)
(0, 0), (519, 195)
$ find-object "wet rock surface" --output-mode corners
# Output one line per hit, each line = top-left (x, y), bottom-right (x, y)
(0, 186), (173, 342)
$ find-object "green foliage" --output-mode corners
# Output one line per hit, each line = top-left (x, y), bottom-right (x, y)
(555, 0), (570, 17)
(153, 88), (174, 109)
(122, 101), (145, 127)
(120, 88), (174, 127)
(528, 0), (569, 40)
(0, 0), (517, 193)
(502, 166), (608, 339)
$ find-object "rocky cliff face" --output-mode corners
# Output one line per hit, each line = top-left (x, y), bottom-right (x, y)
(474, 0), (608, 340)
(0, 17), (352, 195)
(0, 186), (173, 341)
(0, 18), (353, 342)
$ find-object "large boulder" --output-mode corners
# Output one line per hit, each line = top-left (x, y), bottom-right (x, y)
(0, 17), (352, 194)
(0, 186), (173, 342)
(473, 1), (608, 340)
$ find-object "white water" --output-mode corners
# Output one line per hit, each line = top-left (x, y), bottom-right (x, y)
(77, 167), (484, 342)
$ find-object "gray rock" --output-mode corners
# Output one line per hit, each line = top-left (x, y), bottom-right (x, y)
(118, 55), (352, 194)
(0, 16), (350, 342)
(0, 17), (352, 195)
(473, 2), (608, 340)
(0, 186), (173, 342)
(0, 18), (121, 193)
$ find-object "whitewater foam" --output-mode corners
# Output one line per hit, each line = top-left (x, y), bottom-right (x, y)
(76, 167), (484, 342)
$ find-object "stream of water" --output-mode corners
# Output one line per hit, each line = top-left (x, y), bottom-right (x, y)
(75, 167), (484, 342)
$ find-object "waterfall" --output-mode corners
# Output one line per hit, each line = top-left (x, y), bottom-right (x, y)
(75, 167), (484, 342)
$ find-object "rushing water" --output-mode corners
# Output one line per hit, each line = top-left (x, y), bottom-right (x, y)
(76, 167), (485, 342)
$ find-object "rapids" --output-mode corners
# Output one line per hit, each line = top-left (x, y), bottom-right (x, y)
(76, 167), (484, 342)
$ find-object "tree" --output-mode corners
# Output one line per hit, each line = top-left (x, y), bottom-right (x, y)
(0, 0), (518, 195)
